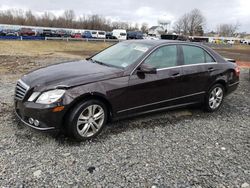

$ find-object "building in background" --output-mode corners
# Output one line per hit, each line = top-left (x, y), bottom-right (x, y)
(148, 26), (165, 38)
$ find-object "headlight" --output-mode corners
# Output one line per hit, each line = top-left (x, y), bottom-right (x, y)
(28, 92), (40, 102)
(36, 89), (65, 104)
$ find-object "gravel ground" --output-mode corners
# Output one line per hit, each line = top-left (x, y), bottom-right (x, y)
(0, 55), (249, 187)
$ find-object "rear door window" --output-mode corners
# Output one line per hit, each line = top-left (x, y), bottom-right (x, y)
(182, 45), (215, 65)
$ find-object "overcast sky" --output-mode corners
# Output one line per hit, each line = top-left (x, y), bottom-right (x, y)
(0, 0), (250, 32)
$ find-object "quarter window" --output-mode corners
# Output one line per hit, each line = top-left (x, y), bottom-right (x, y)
(144, 45), (177, 69)
(182, 45), (215, 65)
(205, 52), (215, 62)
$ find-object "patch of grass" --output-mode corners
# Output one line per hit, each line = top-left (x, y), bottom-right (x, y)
(0, 40), (113, 57)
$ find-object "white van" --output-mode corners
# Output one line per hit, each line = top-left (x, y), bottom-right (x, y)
(97, 31), (106, 39)
(112, 29), (127, 40)
(91, 31), (98, 38)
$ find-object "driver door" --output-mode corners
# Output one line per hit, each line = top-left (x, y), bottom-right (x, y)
(118, 45), (184, 116)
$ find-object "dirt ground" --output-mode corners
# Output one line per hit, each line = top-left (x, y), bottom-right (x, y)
(215, 45), (250, 62)
(0, 41), (249, 187)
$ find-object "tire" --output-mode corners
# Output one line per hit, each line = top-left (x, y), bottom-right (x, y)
(66, 99), (108, 141)
(205, 84), (225, 112)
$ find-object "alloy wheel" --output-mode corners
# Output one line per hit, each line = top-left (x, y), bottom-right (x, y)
(209, 87), (223, 110)
(76, 104), (105, 138)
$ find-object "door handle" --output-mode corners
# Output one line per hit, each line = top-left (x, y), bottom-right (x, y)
(208, 67), (215, 72)
(171, 73), (181, 78)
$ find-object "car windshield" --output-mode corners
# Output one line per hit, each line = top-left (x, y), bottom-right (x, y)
(91, 42), (152, 68)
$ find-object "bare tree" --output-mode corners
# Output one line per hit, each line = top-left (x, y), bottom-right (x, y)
(0, 9), (14, 24)
(173, 9), (205, 36)
(63, 10), (75, 21)
(40, 11), (56, 27)
(217, 23), (240, 37)
(188, 9), (205, 36)
(25, 10), (36, 25)
(173, 19), (183, 34)
(61, 10), (75, 28)
(134, 23), (139, 31)
(140, 22), (149, 33)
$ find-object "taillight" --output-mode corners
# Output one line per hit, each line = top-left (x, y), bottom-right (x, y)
(235, 65), (240, 77)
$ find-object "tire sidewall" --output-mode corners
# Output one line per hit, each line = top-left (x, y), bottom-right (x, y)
(67, 100), (108, 141)
(205, 84), (225, 112)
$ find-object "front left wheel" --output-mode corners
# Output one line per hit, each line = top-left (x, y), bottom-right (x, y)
(66, 99), (108, 141)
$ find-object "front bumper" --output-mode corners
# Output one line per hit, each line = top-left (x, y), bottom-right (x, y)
(14, 99), (67, 131)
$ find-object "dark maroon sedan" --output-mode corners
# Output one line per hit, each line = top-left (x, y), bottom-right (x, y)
(14, 40), (240, 141)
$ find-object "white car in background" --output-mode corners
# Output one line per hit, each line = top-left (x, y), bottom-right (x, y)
(91, 31), (98, 38)
(143, 34), (160, 40)
(242, 40), (250, 45)
(112, 29), (127, 40)
(97, 31), (106, 39)
(227, 40), (235, 45)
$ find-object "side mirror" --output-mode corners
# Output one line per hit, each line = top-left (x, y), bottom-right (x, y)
(137, 64), (157, 74)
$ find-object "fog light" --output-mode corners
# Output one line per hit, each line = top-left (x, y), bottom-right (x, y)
(28, 118), (34, 124)
(34, 120), (40, 127)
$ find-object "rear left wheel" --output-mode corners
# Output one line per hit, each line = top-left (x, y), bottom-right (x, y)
(205, 84), (225, 112)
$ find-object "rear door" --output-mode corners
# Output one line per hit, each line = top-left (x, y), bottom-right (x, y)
(180, 45), (217, 101)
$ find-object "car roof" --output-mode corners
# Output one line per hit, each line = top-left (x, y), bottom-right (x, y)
(123, 39), (191, 46)
(122, 39), (211, 49)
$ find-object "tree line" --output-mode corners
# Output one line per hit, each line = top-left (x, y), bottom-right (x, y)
(0, 8), (240, 37)
(0, 9), (146, 31)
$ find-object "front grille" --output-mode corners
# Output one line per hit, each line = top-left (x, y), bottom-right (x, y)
(15, 80), (30, 101)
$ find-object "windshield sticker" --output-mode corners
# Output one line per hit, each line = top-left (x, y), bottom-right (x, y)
(134, 46), (148, 52)
(121, 63), (128, 67)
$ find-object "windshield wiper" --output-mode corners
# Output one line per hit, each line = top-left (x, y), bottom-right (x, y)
(87, 58), (124, 69)
(91, 59), (112, 67)
(87, 57), (102, 64)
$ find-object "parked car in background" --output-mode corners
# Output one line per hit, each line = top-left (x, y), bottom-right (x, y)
(35, 29), (43, 37)
(82, 31), (92, 38)
(127, 31), (143, 39)
(242, 40), (250, 45)
(55, 30), (70, 37)
(105, 32), (116, 39)
(97, 31), (106, 39)
(71, 32), (82, 38)
(112, 29), (127, 40)
(14, 40), (239, 141)
(91, 31), (98, 38)
(40, 29), (53, 37)
(0, 28), (6, 36)
(144, 34), (160, 40)
(3, 29), (19, 36)
(7, 30), (18, 36)
(227, 40), (235, 45)
(19, 28), (36, 36)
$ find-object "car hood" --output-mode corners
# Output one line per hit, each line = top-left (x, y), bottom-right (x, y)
(21, 60), (124, 91)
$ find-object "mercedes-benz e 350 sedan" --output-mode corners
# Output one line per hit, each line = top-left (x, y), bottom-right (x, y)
(14, 40), (240, 141)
